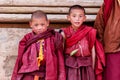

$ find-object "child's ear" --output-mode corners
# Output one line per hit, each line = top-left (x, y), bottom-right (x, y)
(67, 15), (70, 21)
(47, 20), (50, 27)
(29, 21), (32, 28)
(84, 15), (86, 22)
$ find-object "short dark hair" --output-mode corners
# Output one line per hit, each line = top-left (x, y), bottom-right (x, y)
(68, 5), (86, 15)
(31, 10), (48, 21)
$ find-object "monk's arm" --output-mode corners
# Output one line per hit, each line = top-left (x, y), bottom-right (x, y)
(92, 45), (96, 69)
(57, 34), (66, 80)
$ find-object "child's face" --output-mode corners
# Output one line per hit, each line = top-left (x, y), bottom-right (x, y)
(67, 9), (86, 30)
(30, 17), (49, 34)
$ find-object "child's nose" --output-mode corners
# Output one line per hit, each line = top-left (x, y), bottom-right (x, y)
(76, 17), (79, 21)
(37, 26), (42, 30)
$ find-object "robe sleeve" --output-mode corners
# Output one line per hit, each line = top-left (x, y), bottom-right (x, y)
(11, 33), (32, 80)
(55, 33), (66, 80)
(88, 28), (105, 80)
(95, 40), (105, 80)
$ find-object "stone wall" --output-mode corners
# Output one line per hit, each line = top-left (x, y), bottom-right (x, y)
(0, 26), (31, 80)
(0, 0), (103, 80)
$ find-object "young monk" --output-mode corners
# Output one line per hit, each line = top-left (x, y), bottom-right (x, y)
(61, 5), (105, 80)
(11, 10), (66, 80)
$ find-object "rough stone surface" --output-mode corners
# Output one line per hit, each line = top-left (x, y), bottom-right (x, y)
(0, 28), (31, 80)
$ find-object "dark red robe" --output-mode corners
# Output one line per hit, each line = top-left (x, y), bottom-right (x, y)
(62, 25), (105, 80)
(11, 29), (66, 80)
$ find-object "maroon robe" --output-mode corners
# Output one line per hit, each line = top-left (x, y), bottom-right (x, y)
(62, 25), (105, 80)
(11, 29), (66, 80)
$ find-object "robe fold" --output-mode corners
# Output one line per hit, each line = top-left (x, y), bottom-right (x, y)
(62, 25), (105, 80)
(104, 0), (114, 25)
(11, 29), (66, 80)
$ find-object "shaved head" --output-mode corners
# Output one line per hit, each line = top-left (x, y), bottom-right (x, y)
(68, 5), (86, 15)
(31, 10), (48, 21)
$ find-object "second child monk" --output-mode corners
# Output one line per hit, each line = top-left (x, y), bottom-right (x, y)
(61, 5), (105, 80)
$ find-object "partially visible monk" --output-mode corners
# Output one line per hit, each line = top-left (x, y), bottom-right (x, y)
(11, 10), (66, 80)
(94, 0), (120, 80)
(61, 5), (105, 80)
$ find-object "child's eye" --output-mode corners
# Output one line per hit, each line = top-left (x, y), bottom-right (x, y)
(72, 15), (76, 17)
(79, 16), (82, 17)
(41, 24), (45, 26)
(79, 15), (84, 18)
(34, 24), (38, 26)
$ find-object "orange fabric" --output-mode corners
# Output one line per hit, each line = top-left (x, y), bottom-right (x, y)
(94, 0), (120, 53)
(103, 0), (120, 52)
(34, 39), (44, 80)
(34, 75), (39, 80)
(37, 39), (44, 67)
